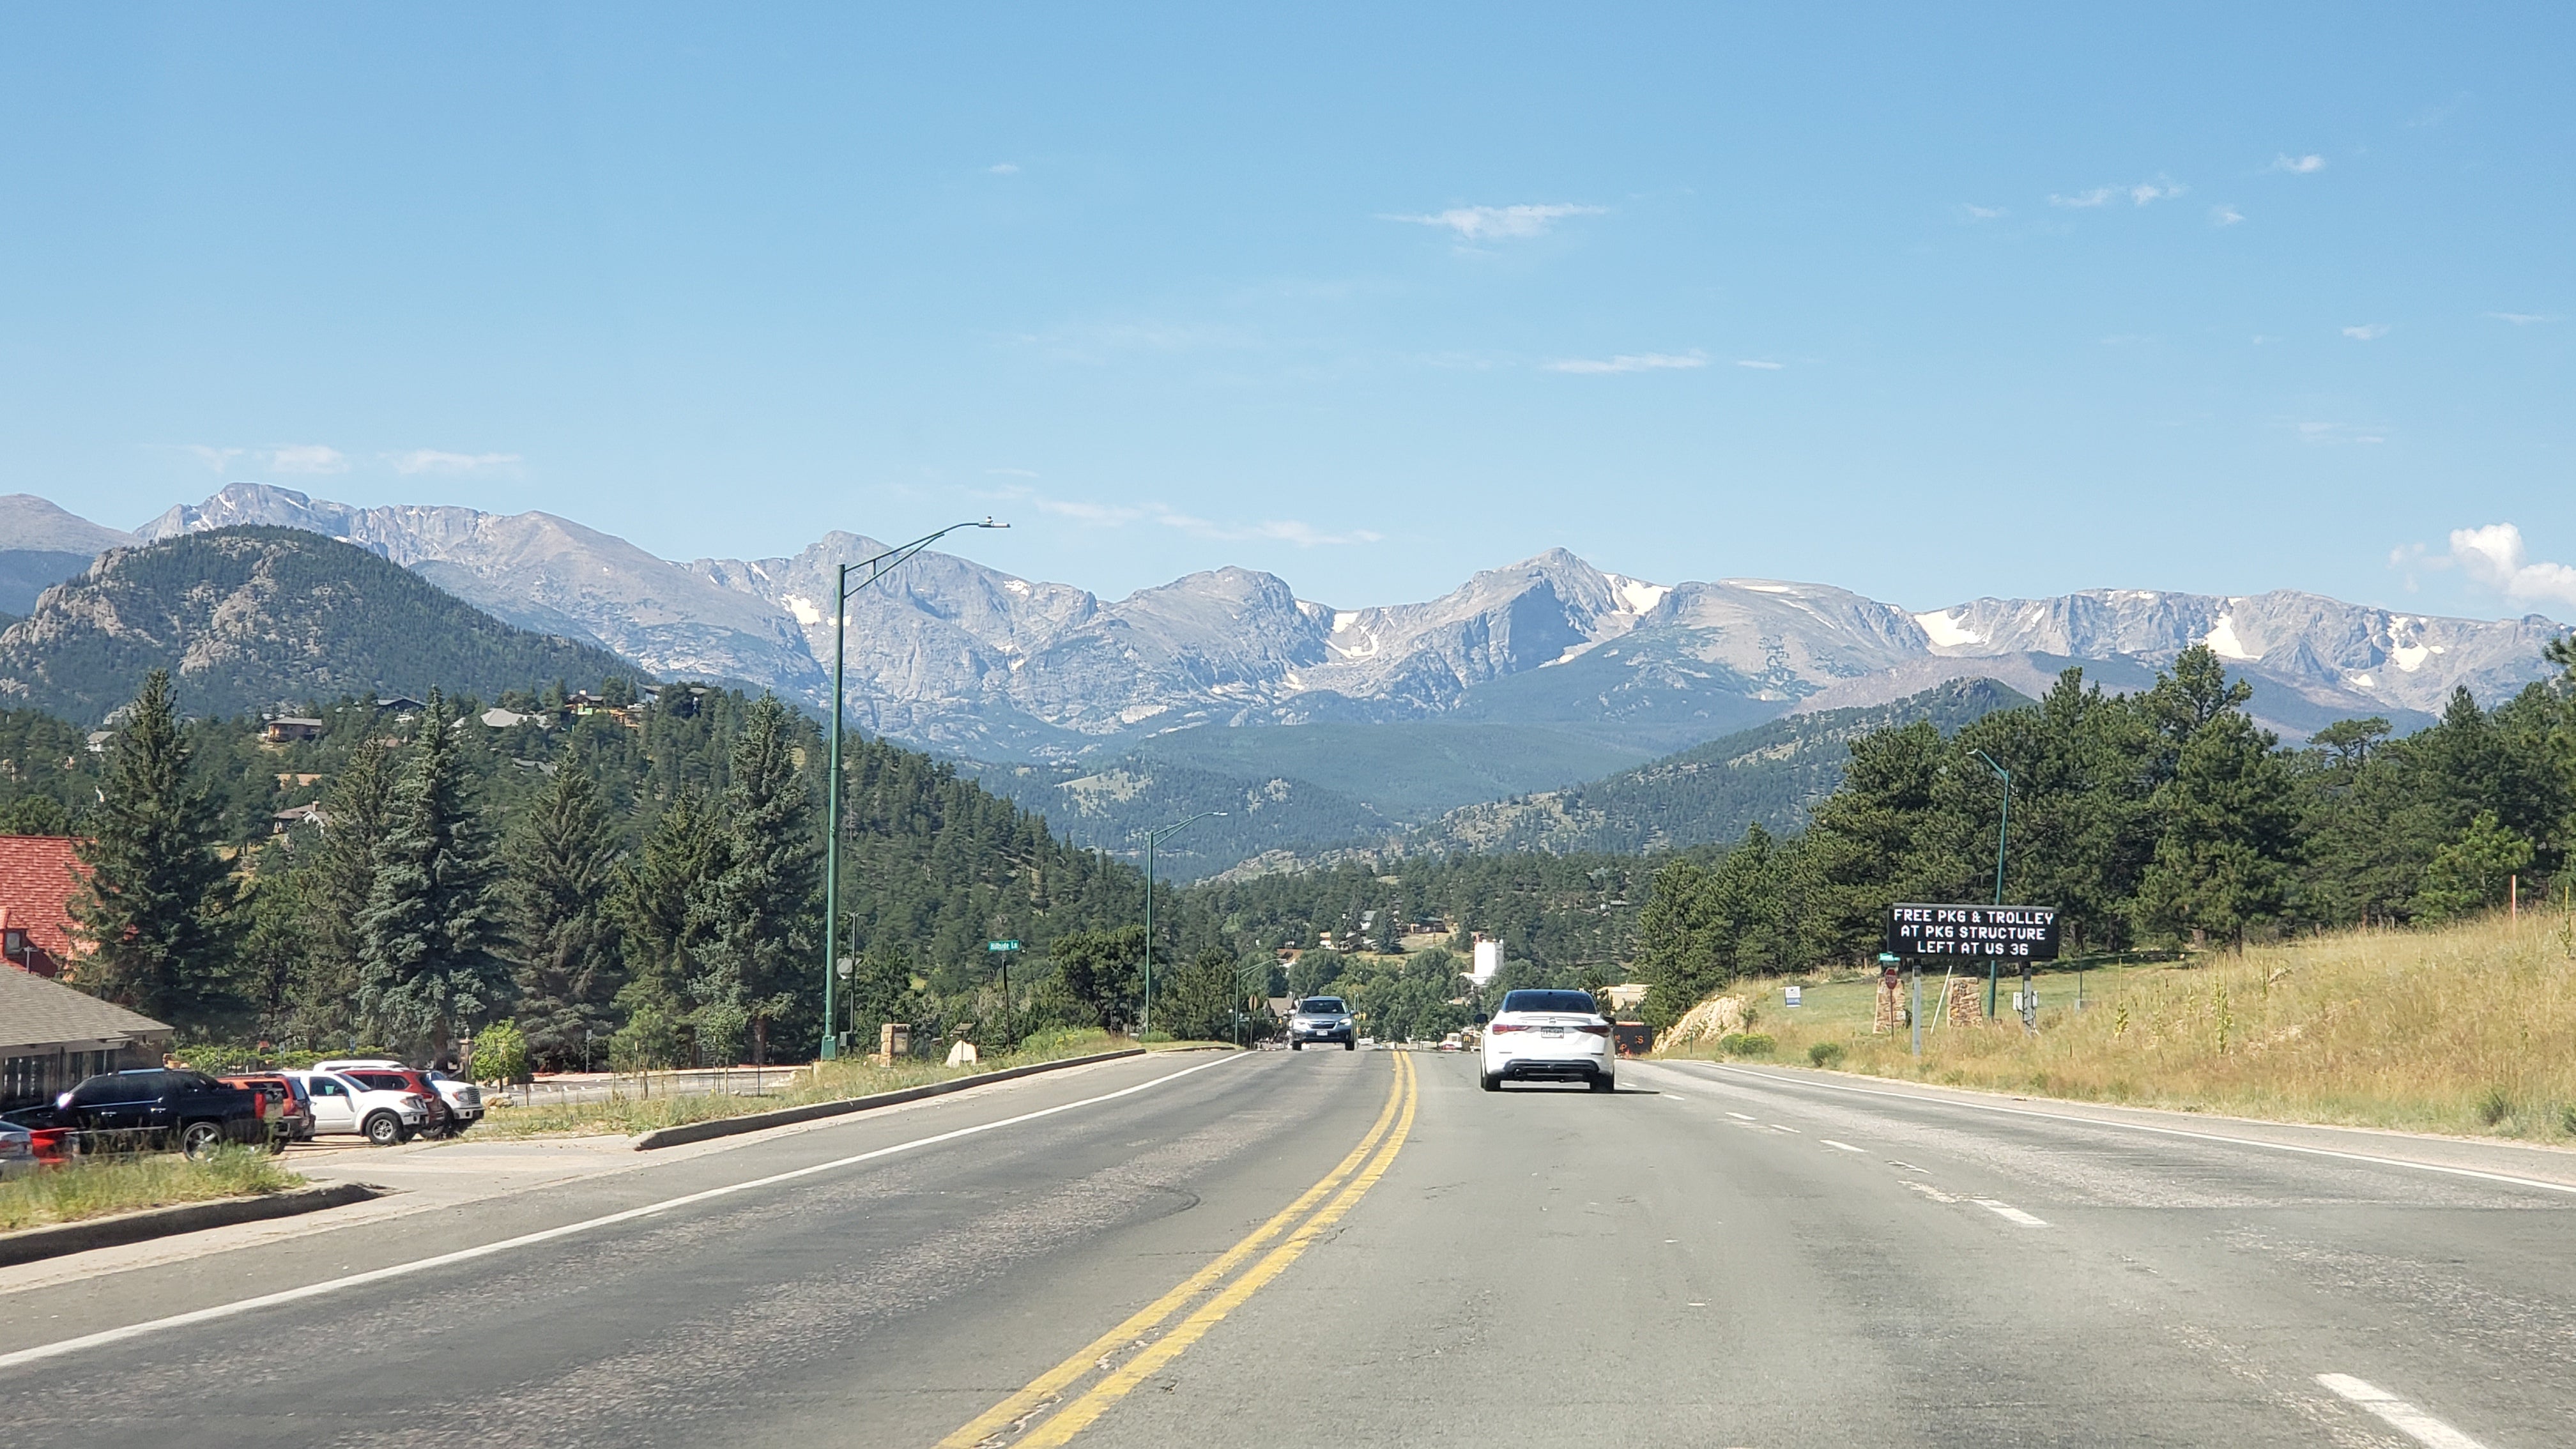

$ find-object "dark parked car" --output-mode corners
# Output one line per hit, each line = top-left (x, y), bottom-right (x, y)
(1, 1070), (266, 1158)
(218, 1072), (314, 1147)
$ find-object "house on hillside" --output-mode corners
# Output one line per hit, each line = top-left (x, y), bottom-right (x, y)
(0, 834), (86, 978)
(0, 968), (173, 1112)
(272, 802), (328, 835)
(261, 716), (326, 743)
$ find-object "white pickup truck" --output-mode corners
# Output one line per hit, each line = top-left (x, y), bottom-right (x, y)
(286, 1070), (432, 1146)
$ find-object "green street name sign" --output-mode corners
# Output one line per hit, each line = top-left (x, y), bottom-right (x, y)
(987, 940), (1021, 952)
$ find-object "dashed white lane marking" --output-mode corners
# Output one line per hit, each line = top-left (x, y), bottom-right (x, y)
(1725, 1112), (1756, 1122)
(0, 1054), (1246, 1374)
(1703, 1063), (2576, 1199)
(1821, 1139), (1866, 1154)
(1972, 1198), (2049, 1227)
(1887, 1160), (1928, 1172)
(2316, 1374), (2487, 1449)
(1900, 1180), (1959, 1204)
(1770, 1124), (1800, 1134)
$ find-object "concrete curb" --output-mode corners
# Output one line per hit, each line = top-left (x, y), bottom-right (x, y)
(0, 1181), (383, 1268)
(631, 1048), (1150, 1151)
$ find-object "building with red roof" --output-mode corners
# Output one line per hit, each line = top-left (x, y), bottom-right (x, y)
(0, 834), (88, 979)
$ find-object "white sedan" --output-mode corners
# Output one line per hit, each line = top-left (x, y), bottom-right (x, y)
(1478, 988), (1615, 1092)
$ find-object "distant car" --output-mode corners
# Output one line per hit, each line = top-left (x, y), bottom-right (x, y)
(0, 1121), (34, 1179)
(10, 1069), (268, 1157)
(313, 1059), (482, 1137)
(1479, 988), (1614, 1092)
(1288, 997), (1356, 1052)
(286, 1070), (431, 1146)
(218, 1073), (314, 1147)
(1438, 1033), (1464, 1052)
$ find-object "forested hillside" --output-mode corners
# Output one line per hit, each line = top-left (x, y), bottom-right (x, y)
(24, 670), (1248, 1067)
(0, 526), (631, 723)
(1627, 645), (2576, 1027)
(1407, 678), (2026, 857)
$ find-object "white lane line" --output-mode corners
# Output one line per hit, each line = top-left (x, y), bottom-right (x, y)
(1821, 1139), (1866, 1154)
(1725, 1112), (1756, 1121)
(1971, 1198), (2049, 1227)
(2316, 1374), (2488, 1449)
(1699, 1064), (2576, 1198)
(1900, 1180), (1958, 1204)
(1770, 1124), (1801, 1134)
(0, 1054), (1243, 1374)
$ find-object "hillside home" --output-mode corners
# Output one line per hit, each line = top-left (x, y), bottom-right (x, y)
(261, 716), (326, 743)
(0, 834), (86, 977)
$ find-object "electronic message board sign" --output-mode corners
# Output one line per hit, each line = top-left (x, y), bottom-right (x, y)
(1882, 903), (2060, 960)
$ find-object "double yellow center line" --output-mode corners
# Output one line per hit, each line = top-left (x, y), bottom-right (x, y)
(937, 1051), (1420, 1449)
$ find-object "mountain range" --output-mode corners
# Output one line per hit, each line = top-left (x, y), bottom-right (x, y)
(7, 481), (2568, 872)
(48, 481), (2559, 746)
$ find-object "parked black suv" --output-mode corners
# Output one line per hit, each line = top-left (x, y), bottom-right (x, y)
(0, 1069), (266, 1158)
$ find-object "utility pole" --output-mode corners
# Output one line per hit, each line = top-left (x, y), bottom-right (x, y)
(818, 519), (1008, 1061)
(1137, 811), (1225, 1039)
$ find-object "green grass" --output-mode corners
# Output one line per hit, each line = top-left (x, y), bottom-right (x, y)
(1660, 914), (2576, 1142)
(475, 1029), (1151, 1139)
(0, 1146), (304, 1233)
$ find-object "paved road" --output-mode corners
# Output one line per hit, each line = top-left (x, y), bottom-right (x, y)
(3, 1048), (2571, 1448)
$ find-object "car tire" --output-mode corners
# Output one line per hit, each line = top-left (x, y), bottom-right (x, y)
(1480, 1071), (1501, 1092)
(1292, 1041), (1303, 1051)
(1343, 1040), (1355, 1052)
(1590, 1073), (1615, 1093)
(180, 1121), (226, 1160)
(363, 1112), (405, 1147)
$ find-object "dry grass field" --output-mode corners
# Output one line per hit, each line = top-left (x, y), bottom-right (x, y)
(1662, 910), (2576, 1142)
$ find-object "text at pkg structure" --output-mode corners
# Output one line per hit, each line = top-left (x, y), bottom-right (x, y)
(1881, 904), (2061, 960)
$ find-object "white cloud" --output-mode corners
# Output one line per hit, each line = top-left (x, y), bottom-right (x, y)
(386, 449), (521, 475)
(1386, 203), (1604, 241)
(1545, 350), (1708, 374)
(2486, 311), (2551, 325)
(268, 444), (348, 474)
(2272, 153), (2327, 173)
(1734, 358), (1784, 370)
(2211, 204), (2245, 226)
(2435, 523), (2576, 610)
(982, 486), (1378, 546)
(2342, 323), (2389, 341)
(180, 445), (246, 471)
(1961, 204), (2006, 220)
(2051, 176), (2186, 208)
(987, 162), (1019, 174)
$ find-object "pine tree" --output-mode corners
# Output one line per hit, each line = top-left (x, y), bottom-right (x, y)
(66, 669), (239, 1031)
(295, 736), (399, 1045)
(356, 691), (505, 1062)
(2129, 650), (2299, 949)
(502, 751), (625, 1070)
(687, 694), (818, 1063)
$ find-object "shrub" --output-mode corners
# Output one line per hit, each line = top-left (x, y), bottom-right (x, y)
(470, 1019), (530, 1085)
(2474, 1086), (2512, 1127)
(1807, 1041), (1846, 1068)
(2562, 1102), (2576, 1137)
(1716, 1032), (1775, 1057)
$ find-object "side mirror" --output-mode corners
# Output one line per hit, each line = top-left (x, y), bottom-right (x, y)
(1473, 1013), (1489, 1026)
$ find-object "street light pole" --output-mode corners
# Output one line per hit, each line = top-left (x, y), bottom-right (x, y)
(1137, 811), (1226, 1039)
(818, 519), (1008, 1062)
(1972, 747), (2014, 1027)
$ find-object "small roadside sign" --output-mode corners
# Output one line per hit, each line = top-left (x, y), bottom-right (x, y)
(1784, 985), (1804, 1008)
(986, 940), (1020, 952)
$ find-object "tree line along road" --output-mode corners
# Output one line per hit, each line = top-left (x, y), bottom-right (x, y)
(0, 1048), (2568, 1448)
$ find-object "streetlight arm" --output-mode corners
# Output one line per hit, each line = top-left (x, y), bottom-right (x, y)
(839, 519), (1008, 602)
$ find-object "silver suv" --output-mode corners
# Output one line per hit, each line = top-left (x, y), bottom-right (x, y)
(1289, 997), (1356, 1052)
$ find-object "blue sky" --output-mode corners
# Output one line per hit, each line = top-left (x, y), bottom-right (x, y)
(4, 4), (2571, 618)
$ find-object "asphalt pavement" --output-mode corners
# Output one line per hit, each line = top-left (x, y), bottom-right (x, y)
(2, 1047), (2570, 1448)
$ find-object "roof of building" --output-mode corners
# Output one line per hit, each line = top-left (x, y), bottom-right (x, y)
(267, 716), (326, 728)
(0, 835), (85, 965)
(0, 965), (171, 1053)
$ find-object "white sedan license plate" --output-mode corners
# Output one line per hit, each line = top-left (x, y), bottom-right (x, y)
(1540, 1027), (1565, 1038)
